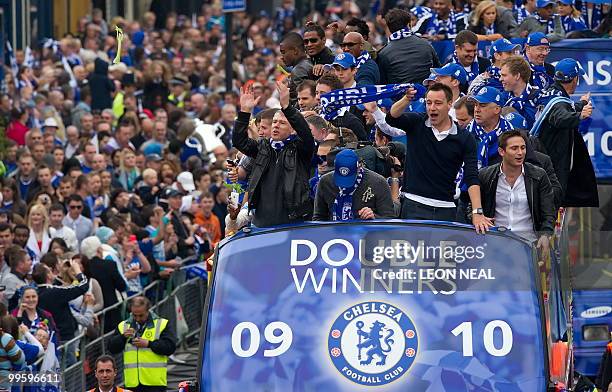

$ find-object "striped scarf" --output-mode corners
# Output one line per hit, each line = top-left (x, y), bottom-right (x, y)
(466, 117), (514, 169)
(528, 61), (554, 90)
(355, 51), (371, 69)
(505, 84), (539, 127)
(535, 15), (555, 34)
(333, 167), (364, 221)
(427, 11), (460, 36)
(389, 28), (414, 41)
(270, 134), (296, 151)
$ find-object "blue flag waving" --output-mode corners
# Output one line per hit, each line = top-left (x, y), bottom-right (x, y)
(320, 83), (426, 120)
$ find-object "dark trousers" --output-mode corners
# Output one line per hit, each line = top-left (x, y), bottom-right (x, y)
(131, 385), (166, 392)
(400, 198), (457, 222)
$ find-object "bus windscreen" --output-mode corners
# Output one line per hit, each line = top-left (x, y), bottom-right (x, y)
(200, 222), (548, 391)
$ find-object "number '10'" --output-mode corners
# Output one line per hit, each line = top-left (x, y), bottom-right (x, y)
(451, 320), (513, 357)
(231, 321), (293, 357)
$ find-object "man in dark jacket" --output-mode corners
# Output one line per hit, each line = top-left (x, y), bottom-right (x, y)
(280, 32), (314, 107)
(478, 130), (555, 250)
(32, 260), (89, 343)
(536, 58), (598, 207)
(313, 149), (395, 221)
(304, 23), (335, 77)
(233, 80), (315, 227)
(87, 58), (115, 111)
(377, 8), (440, 85)
(340, 32), (380, 86)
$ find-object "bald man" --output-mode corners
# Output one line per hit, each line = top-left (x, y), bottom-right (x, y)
(280, 32), (314, 107)
(341, 32), (380, 86)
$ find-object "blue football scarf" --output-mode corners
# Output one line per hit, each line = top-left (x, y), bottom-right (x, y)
(355, 51), (371, 69)
(389, 27), (413, 41)
(535, 15), (556, 33)
(427, 11), (460, 36)
(484, 24), (496, 35)
(529, 61), (554, 90)
(466, 117), (514, 169)
(270, 134), (296, 151)
(452, 52), (479, 83)
(505, 84), (539, 128)
(516, 6), (533, 23)
(320, 83), (426, 121)
(333, 167), (364, 221)
(530, 96), (573, 137)
(561, 15), (587, 33)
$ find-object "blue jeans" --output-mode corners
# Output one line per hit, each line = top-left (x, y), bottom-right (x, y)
(400, 198), (457, 222)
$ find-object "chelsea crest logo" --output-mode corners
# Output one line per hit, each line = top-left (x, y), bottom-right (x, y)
(328, 301), (418, 386)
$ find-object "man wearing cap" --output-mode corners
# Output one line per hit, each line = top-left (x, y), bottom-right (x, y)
(468, 38), (520, 97)
(448, 30), (491, 85)
(233, 79), (315, 227)
(378, 8), (440, 85)
(340, 32), (380, 86)
(535, 58), (598, 207)
(168, 75), (189, 109)
(500, 55), (541, 128)
(523, 32), (555, 90)
(313, 149), (395, 221)
(329, 53), (358, 89)
(430, 63), (468, 121)
(466, 86), (514, 169)
(280, 32), (314, 107)
(515, 0), (565, 41)
(387, 83), (493, 232)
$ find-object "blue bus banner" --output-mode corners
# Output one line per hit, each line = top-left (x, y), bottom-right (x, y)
(200, 222), (548, 391)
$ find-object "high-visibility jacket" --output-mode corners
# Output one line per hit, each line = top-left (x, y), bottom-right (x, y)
(118, 318), (169, 387)
(88, 387), (128, 392)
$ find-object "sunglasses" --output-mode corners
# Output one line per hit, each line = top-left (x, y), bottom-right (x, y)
(315, 155), (327, 165)
(340, 42), (359, 48)
(69, 205), (83, 210)
(304, 38), (320, 44)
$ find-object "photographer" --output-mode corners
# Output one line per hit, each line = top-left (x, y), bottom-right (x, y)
(108, 296), (176, 392)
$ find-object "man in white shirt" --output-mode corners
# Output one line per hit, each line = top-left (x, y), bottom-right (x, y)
(49, 203), (79, 252)
(477, 130), (555, 249)
(62, 195), (94, 243)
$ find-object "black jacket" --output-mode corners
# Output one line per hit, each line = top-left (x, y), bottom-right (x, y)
(87, 257), (126, 310)
(313, 168), (396, 221)
(310, 47), (335, 66)
(478, 162), (556, 234)
(37, 273), (89, 341)
(377, 35), (440, 85)
(87, 59), (115, 111)
(232, 106), (315, 224)
(537, 83), (599, 207)
(332, 111), (368, 141)
(527, 150), (563, 210)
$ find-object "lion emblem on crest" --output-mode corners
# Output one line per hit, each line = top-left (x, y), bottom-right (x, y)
(356, 320), (395, 366)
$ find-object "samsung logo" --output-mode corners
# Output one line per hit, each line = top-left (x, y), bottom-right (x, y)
(580, 306), (612, 319)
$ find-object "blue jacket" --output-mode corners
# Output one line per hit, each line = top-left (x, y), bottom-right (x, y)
(356, 59), (380, 86)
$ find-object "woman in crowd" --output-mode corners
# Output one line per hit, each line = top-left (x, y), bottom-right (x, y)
(469, 1), (505, 40)
(26, 203), (51, 262)
(86, 171), (109, 219)
(1, 178), (27, 219)
(49, 238), (69, 257)
(116, 148), (140, 192)
(11, 286), (59, 342)
(558, 0), (588, 32)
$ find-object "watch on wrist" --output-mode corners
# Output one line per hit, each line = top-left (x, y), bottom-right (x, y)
(472, 208), (483, 215)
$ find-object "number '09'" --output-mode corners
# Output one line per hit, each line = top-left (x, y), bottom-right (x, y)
(451, 320), (513, 357)
(231, 321), (293, 358)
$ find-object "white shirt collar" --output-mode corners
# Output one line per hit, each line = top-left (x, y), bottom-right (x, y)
(500, 162), (525, 178)
(425, 118), (458, 141)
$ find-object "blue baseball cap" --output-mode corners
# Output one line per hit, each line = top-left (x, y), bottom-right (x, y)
(431, 63), (468, 85)
(554, 58), (585, 82)
(334, 149), (359, 188)
(536, 0), (555, 7)
(325, 53), (357, 70)
(490, 38), (521, 58)
(526, 32), (550, 46)
(469, 86), (504, 105)
(505, 112), (529, 129)
(557, 0), (574, 4)
(423, 72), (437, 86)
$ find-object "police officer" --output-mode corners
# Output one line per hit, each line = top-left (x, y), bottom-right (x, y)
(89, 355), (132, 392)
(108, 296), (176, 392)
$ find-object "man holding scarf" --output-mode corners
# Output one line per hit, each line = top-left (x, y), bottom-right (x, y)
(313, 149), (395, 221)
(377, 8), (440, 85)
(232, 81), (315, 227)
(387, 83), (493, 233)
(340, 32), (380, 86)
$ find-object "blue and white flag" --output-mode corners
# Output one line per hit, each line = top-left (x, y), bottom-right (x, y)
(24, 46), (35, 68)
(5, 41), (19, 80)
(183, 262), (208, 280)
(320, 83), (426, 121)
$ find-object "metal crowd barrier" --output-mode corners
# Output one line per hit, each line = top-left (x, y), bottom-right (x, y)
(35, 264), (207, 392)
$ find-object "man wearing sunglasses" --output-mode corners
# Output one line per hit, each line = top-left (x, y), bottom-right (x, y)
(340, 32), (380, 86)
(303, 24), (335, 77)
(62, 194), (94, 244)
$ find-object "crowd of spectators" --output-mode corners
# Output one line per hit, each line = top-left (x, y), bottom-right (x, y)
(0, 0), (608, 388)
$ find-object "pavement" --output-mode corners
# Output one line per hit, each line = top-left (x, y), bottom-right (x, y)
(168, 346), (200, 391)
